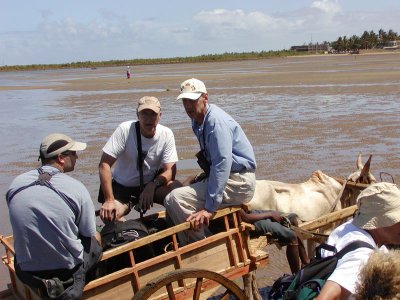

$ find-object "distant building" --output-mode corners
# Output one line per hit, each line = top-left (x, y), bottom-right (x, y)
(290, 45), (309, 51)
(290, 43), (330, 52)
(384, 40), (399, 50)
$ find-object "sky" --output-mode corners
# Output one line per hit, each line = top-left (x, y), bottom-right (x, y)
(1, 0), (400, 66)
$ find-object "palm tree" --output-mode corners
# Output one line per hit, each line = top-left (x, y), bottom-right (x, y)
(349, 35), (361, 50)
(330, 28), (398, 51)
(378, 29), (387, 42)
(387, 29), (398, 41)
(360, 31), (370, 49)
(335, 36), (344, 52)
(368, 30), (378, 48)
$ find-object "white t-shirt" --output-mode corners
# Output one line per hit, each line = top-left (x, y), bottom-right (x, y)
(103, 120), (178, 187)
(322, 220), (387, 295)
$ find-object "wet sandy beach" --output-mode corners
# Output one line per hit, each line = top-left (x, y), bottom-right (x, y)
(0, 52), (399, 293)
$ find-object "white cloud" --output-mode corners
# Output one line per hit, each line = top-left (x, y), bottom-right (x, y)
(311, 0), (341, 14)
(1, 1), (400, 65)
(177, 9), (297, 55)
(193, 9), (281, 38)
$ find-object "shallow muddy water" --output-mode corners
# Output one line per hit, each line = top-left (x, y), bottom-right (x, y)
(1, 53), (399, 292)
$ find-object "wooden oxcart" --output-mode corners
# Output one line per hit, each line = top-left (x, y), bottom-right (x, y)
(0, 179), (370, 300)
(1, 207), (269, 300)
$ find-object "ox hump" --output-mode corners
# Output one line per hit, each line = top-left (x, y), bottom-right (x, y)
(308, 170), (342, 192)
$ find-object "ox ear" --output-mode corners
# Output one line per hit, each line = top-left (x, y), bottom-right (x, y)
(358, 155), (372, 183)
(357, 153), (363, 170)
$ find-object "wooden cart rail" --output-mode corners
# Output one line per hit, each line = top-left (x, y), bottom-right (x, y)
(300, 205), (357, 232)
(1, 206), (268, 300)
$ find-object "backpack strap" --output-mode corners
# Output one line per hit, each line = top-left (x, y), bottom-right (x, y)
(316, 240), (374, 259)
(6, 167), (79, 223)
(135, 121), (144, 193)
(270, 240), (375, 299)
(315, 243), (337, 258)
(335, 240), (375, 259)
(135, 121), (145, 217)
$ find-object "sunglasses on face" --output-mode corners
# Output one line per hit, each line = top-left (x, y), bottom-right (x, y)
(61, 150), (77, 157)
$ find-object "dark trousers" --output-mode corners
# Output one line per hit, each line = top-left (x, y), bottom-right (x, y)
(15, 236), (102, 300)
(98, 180), (141, 205)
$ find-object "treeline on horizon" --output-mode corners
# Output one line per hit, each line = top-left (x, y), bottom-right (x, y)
(0, 49), (302, 72)
(329, 28), (399, 51)
(1, 28), (398, 72)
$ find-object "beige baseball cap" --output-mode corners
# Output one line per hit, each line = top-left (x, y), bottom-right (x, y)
(40, 133), (86, 159)
(352, 182), (400, 230)
(177, 78), (207, 100)
(137, 96), (161, 113)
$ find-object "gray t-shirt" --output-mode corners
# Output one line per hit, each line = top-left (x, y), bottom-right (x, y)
(7, 165), (96, 271)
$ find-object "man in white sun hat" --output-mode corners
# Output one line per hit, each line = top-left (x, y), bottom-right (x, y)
(164, 78), (257, 245)
(316, 182), (400, 300)
(7, 133), (102, 299)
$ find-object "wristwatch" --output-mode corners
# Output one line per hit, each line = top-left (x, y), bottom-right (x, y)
(153, 178), (162, 188)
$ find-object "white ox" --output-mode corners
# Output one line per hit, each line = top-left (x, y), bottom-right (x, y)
(248, 154), (375, 222)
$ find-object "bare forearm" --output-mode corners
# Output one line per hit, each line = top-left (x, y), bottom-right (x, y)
(315, 280), (347, 300)
(99, 162), (114, 202)
(156, 163), (177, 184)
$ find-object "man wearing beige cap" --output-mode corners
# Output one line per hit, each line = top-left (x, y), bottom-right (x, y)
(316, 182), (400, 299)
(7, 133), (102, 299)
(99, 96), (178, 222)
(164, 78), (256, 245)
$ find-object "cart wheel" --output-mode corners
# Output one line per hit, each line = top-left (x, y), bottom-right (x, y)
(132, 268), (246, 300)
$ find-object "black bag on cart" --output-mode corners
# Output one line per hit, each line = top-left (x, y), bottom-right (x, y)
(101, 219), (151, 251)
(97, 219), (155, 276)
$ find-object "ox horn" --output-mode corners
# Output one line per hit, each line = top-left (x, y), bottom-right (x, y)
(357, 153), (363, 170)
(358, 155), (373, 183)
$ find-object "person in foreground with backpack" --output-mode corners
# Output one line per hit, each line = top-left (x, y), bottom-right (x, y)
(7, 133), (102, 299)
(239, 209), (309, 273)
(355, 249), (400, 300)
(315, 182), (400, 300)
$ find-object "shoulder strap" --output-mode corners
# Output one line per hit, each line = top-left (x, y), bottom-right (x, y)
(135, 121), (145, 218)
(335, 240), (375, 259)
(6, 167), (58, 203)
(315, 243), (337, 258)
(7, 181), (38, 204)
(200, 112), (210, 152)
(6, 168), (79, 223)
(201, 122), (206, 151)
(135, 121), (144, 191)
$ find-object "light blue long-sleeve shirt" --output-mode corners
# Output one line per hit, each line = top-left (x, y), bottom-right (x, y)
(192, 104), (256, 212)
